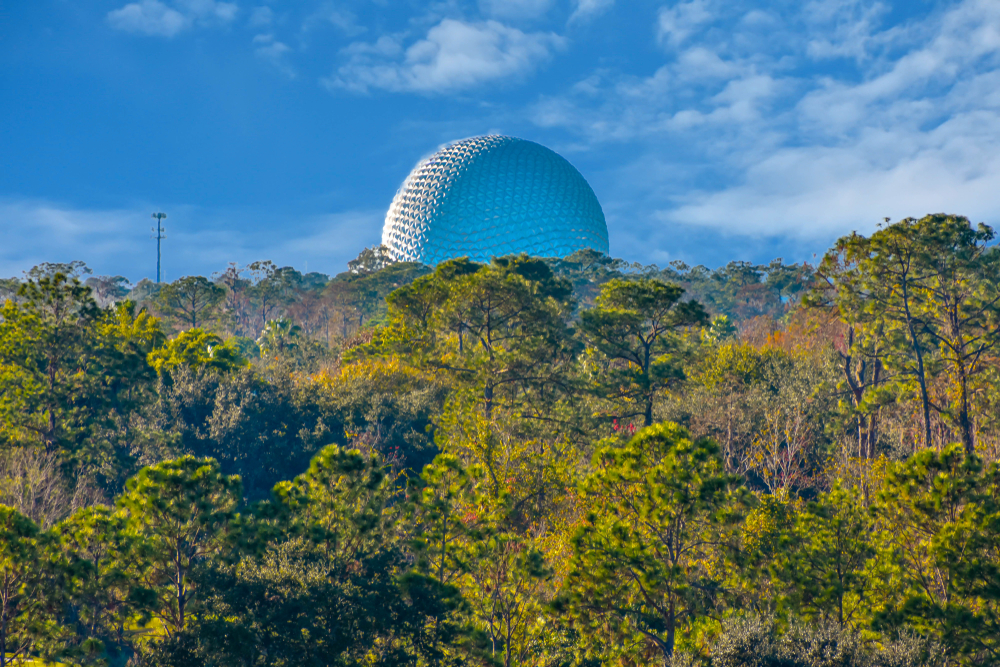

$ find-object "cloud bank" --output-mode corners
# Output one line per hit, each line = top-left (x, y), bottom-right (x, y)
(107, 0), (238, 37)
(534, 0), (1000, 241)
(326, 19), (565, 94)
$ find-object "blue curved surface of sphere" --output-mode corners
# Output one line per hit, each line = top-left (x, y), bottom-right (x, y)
(382, 135), (609, 265)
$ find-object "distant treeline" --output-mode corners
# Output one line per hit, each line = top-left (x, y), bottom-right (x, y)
(1, 214), (999, 666)
(1, 244), (816, 354)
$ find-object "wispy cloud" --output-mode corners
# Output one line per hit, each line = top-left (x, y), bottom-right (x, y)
(107, 0), (238, 37)
(247, 6), (272, 27)
(533, 0), (1000, 240)
(302, 4), (367, 37)
(657, 0), (714, 47)
(107, 0), (189, 37)
(325, 19), (565, 94)
(569, 0), (615, 24)
(253, 34), (295, 76)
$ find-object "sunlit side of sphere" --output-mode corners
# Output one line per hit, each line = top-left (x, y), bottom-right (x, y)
(382, 135), (610, 265)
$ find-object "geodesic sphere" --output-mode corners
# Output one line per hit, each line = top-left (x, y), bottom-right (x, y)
(381, 135), (609, 266)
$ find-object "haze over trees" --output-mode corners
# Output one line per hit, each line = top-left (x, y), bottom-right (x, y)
(0, 213), (998, 666)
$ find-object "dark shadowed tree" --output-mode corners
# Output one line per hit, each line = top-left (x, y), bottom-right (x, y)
(155, 276), (225, 331)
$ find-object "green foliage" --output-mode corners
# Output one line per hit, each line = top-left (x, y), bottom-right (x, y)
(147, 327), (246, 374)
(52, 505), (151, 665)
(407, 450), (561, 667)
(0, 276), (165, 482)
(563, 423), (747, 662)
(0, 504), (63, 667)
(117, 456), (241, 634)
(0, 273), (101, 454)
(581, 277), (707, 426)
(1, 224), (999, 667)
(150, 364), (341, 501)
(872, 444), (1000, 664)
(814, 214), (1000, 453)
(769, 488), (876, 628)
(154, 275), (225, 330)
(171, 444), (478, 667)
(317, 357), (445, 472)
(257, 316), (302, 359)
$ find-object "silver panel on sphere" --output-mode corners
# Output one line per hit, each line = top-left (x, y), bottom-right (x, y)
(382, 135), (610, 265)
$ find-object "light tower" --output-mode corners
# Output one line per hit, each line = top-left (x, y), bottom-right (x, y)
(151, 212), (167, 283)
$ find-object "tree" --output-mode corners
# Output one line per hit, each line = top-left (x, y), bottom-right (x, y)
(765, 258), (814, 306)
(94, 300), (165, 412)
(814, 215), (999, 452)
(25, 261), (91, 282)
(0, 278), (21, 304)
(581, 277), (707, 426)
(213, 263), (253, 337)
(408, 451), (560, 667)
(348, 245), (395, 275)
(317, 356), (444, 473)
(147, 328), (246, 375)
(562, 423), (746, 663)
(0, 505), (62, 667)
(0, 272), (101, 454)
(804, 273), (888, 460)
(246, 261), (302, 334)
(770, 487), (876, 628)
(906, 215), (1000, 454)
(117, 456), (241, 635)
(84, 275), (131, 308)
(157, 445), (478, 667)
(545, 249), (631, 307)
(872, 444), (1000, 663)
(381, 255), (577, 420)
(155, 276), (225, 330)
(257, 317), (302, 360)
(201, 367), (329, 500)
(53, 505), (152, 665)
(169, 539), (429, 667)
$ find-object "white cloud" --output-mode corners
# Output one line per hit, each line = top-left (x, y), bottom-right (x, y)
(253, 35), (292, 58)
(803, 0), (891, 61)
(569, 0), (614, 23)
(657, 0), (714, 47)
(248, 6), (272, 27)
(327, 19), (564, 94)
(674, 46), (741, 81)
(531, 0), (1000, 241)
(253, 33), (295, 76)
(107, 0), (237, 37)
(107, 0), (188, 37)
(300, 4), (367, 37)
(328, 9), (365, 35)
(665, 110), (1000, 237)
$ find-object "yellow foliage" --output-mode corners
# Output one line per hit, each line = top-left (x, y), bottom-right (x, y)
(312, 356), (430, 392)
(699, 341), (788, 389)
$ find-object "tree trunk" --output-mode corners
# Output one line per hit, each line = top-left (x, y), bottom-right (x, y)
(900, 280), (933, 448)
(644, 341), (653, 427)
(957, 369), (974, 456)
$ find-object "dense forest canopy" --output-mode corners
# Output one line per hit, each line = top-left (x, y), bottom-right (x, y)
(1, 213), (999, 666)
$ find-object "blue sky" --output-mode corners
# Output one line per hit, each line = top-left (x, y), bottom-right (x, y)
(2, 0), (999, 281)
